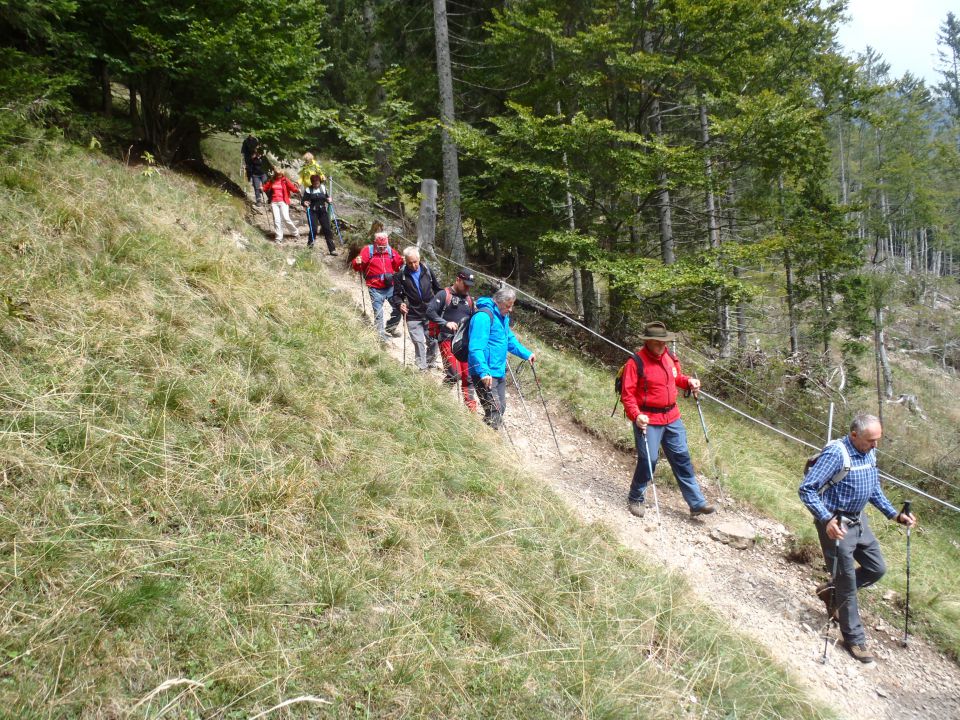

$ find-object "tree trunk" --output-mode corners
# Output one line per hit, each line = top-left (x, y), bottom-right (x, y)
(727, 180), (748, 351)
(699, 102), (720, 249)
(581, 268), (599, 330)
(874, 305), (894, 423)
(876, 307), (894, 399)
(734, 266), (748, 351)
(645, 29), (673, 265)
(432, 0), (465, 264)
(784, 249), (799, 355)
(838, 120), (848, 205)
(700, 100), (729, 356)
(128, 84), (138, 125)
(550, 43), (585, 317)
(778, 176), (799, 354)
(417, 178), (438, 259)
(818, 271), (830, 353)
(99, 60), (112, 117)
(365, 0), (401, 217)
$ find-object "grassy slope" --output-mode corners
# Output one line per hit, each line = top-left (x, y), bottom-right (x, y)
(523, 321), (960, 659)
(0, 140), (831, 718)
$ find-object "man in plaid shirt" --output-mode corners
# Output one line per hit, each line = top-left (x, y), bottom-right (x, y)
(799, 413), (916, 664)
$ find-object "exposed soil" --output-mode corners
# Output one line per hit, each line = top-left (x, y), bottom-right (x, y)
(248, 197), (960, 720)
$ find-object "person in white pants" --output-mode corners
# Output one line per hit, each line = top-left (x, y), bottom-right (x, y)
(261, 170), (301, 242)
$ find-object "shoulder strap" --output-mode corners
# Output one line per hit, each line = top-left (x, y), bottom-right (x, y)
(814, 439), (852, 495)
(631, 353), (644, 377)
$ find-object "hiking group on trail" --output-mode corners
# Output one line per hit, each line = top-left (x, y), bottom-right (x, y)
(241, 146), (922, 668)
(241, 142), (341, 253)
(350, 231), (534, 429)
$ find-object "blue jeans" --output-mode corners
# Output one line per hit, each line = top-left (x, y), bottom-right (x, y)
(629, 418), (708, 510)
(368, 286), (396, 339)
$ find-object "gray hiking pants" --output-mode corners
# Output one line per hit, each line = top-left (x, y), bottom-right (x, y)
(406, 318), (438, 371)
(815, 512), (886, 646)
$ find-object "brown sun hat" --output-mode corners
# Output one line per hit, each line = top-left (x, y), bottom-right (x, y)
(637, 321), (676, 341)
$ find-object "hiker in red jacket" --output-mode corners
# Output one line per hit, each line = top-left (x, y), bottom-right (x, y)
(261, 170), (300, 243)
(352, 231), (403, 341)
(620, 321), (715, 518)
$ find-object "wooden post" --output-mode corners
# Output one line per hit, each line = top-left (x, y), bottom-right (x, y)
(417, 179), (438, 261)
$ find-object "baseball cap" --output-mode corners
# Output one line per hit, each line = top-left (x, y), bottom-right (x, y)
(456, 268), (475, 286)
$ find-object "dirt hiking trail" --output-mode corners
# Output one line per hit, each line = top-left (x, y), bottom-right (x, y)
(249, 199), (960, 720)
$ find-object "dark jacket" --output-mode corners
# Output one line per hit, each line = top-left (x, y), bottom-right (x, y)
(249, 155), (267, 177)
(425, 287), (474, 339)
(390, 262), (442, 320)
(302, 187), (330, 214)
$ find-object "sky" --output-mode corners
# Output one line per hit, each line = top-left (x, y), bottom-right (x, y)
(835, 0), (955, 86)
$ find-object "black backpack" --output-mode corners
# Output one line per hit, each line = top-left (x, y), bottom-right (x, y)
(451, 307), (494, 362)
(611, 354), (643, 416)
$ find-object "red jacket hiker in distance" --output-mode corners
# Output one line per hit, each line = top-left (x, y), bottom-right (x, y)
(619, 345), (694, 427)
(352, 241), (403, 290)
(262, 175), (299, 205)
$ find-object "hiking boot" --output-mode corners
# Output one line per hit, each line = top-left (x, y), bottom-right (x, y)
(844, 641), (875, 664)
(689, 503), (716, 517)
(815, 582), (839, 621)
(628, 501), (646, 518)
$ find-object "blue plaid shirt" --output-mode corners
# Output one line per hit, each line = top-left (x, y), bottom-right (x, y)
(798, 435), (898, 523)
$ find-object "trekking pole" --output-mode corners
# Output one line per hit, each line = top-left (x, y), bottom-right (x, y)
(692, 377), (724, 504)
(359, 274), (367, 315)
(329, 176), (346, 247)
(489, 390), (521, 460)
(901, 500), (912, 648)
(506, 362), (533, 423)
(402, 315), (407, 367)
(304, 201), (315, 246)
(820, 515), (841, 664)
(528, 361), (564, 467)
(329, 203), (346, 246)
(513, 360), (526, 384)
(642, 428), (666, 548)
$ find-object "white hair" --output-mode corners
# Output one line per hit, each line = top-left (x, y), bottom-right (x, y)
(493, 287), (516, 305)
(850, 413), (881, 434)
(402, 246), (420, 262)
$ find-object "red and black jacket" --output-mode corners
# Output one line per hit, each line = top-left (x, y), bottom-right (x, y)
(620, 346), (692, 426)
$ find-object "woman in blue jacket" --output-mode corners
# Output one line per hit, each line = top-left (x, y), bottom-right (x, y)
(468, 287), (536, 428)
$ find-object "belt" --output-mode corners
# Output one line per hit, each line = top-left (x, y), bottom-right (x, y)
(837, 512), (861, 527)
(639, 403), (676, 414)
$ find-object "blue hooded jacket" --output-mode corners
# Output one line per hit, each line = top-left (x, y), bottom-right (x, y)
(468, 297), (533, 379)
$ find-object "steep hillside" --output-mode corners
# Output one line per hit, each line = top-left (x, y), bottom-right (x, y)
(0, 140), (832, 718)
